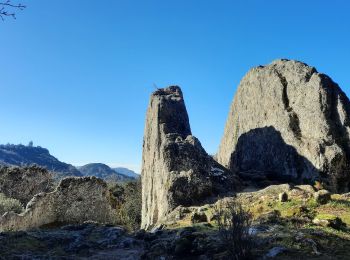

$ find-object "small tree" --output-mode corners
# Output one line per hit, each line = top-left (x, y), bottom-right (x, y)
(109, 179), (142, 231)
(214, 197), (254, 260)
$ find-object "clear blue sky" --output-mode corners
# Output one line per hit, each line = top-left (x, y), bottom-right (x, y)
(1, 1), (349, 172)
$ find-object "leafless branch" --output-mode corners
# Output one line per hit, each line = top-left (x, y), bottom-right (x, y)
(214, 197), (254, 259)
(0, 0), (26, 21)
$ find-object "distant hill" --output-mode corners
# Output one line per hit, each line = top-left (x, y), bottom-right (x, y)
(112, 167), (139, 179)
(79, 163), (135, 182)
(0, 144), (82, 178)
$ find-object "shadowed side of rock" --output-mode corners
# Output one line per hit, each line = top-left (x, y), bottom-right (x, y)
(141, 86), (240, 230)
(232, 126), (319, 186)
(217, 59), (350, 192)
(0, 177), (115, 232)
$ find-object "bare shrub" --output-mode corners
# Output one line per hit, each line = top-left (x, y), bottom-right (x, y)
(214, 197), (254, 260)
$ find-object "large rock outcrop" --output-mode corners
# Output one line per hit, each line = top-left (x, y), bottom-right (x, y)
(141, 86), (239, 229)
(217, 59), (350, 192)
(0, 177), (115, 231)
(0, 165), (53, 205)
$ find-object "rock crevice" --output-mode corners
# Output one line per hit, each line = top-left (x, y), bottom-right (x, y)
(276, 69), (303, 139)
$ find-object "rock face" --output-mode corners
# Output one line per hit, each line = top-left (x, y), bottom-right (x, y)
(217, 59), (350, 192)
(0, 165), (53, 205)
(0, 177), (115, 231)
(141, 86), (239, 229)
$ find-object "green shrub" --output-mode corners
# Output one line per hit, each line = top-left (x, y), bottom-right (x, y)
(0, 193), (24, 215)
(109, 180), (142, 231)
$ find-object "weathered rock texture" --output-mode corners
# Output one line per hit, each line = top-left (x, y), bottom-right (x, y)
(217, 59), (350, 192)
(141, 86), (239, 229)
(0, 165), (53, 205)
(0, 177), (115, 231)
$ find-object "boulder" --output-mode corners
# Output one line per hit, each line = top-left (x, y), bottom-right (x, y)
(278, 192), (288, 202)
(313, 215), (346, 230)
(0, 165), (53, 205)
(141, 86), (240, 229)
(340, 193), (350, 200)
(314, 189), (331, 204)
(217, 59), (350, 192)
(265, 247), (287, 258)
(0, 177), (115, 231)
(294, 185), (316, 194)
(289, 185), (315, 199)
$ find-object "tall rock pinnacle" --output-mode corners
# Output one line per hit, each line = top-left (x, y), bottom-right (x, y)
(141, 86), (239, 229)
(217, 59), (350, 192)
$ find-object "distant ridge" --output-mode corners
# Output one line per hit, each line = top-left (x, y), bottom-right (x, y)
(0, 143), (82, 178)
(79, 163), (136, 182)
(112, 167), (139, 179)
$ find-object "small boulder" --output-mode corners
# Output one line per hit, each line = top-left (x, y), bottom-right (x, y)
(312, 218), (329, 227)
(313, 215), (346, 230)
(265, 246), (287, 258)
(295, 185), (316, 194)
(278, 192), (288, 202)
(340, 193), (350, 200)
(289, 185), (316, 199)
(314, 190), (331, 204)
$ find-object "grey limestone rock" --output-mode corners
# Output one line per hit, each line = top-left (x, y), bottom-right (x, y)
(314, 189), (331, 204)
(141, 86), (240, 229)
(0, 165), (53, 205)
(217, 59), (350, 192)
(0, 176), (115, 231)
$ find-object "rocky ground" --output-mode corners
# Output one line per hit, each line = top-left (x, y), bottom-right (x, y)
(1, 184), (350, 259)
(0, 222), (143, 259)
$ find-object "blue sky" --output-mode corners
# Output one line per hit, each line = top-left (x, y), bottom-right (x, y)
(0, 0), (349, 172)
